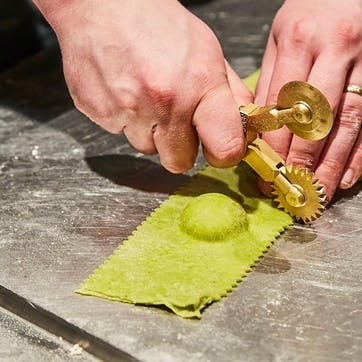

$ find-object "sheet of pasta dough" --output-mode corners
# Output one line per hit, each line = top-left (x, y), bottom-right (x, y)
(78, 164), (292, 318)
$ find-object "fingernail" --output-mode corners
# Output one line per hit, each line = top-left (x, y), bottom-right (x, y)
(340, 169), (354, 188)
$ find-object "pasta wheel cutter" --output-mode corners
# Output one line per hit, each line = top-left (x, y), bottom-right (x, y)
(240, 81), (333, 223)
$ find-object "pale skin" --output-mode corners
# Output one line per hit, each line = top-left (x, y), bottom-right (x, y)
(33, 0), (362, 201)
(256, 0), (362, 201)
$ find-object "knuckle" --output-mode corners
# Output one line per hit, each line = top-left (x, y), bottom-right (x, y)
(279, 18), (311, 52)
(66, 80), (119, 130)
(119, 92), (139, 112)
(288, 150), (316, 170)
(110, 83), (140, 112)
(89, 104), (115, 122)
(338, 102), (362, 137)
(145, 81), (176, 115)
(332, 20), (361, 50)
(74, 98), (124, 134)
(319, 158), (340, 177)
(190, 63), (214, 90)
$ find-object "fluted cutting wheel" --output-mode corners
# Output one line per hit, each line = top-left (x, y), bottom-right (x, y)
(272, 165), (327, 223)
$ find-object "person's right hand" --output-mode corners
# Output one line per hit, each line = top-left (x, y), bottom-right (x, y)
(34, 0), (252, 173)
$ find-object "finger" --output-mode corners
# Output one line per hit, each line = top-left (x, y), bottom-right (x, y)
(123, 123), (157, 154)
(340, 63), (362, 189)
(286, 51), (351, 169)
(306, 53), (351, 116)
(290, 55), (352, 200)
(262, 32), (314, 161)
(259, 36), (314, 195)
(314, 91), (361, 199)
(258, 177), (274, 197)
(192, 82), (246, 168)
(284, 52), (342, 170)
(224, 59), (254, 105)
(263, 47), (312, 159)
(153, 116), (199, 173)
(340, 124), (362, 189)
(265, 35), (314, 105)
(262, 128), (292, 162)
(255, 33), (277, 105)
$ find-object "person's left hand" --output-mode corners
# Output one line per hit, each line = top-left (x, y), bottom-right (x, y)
(255, 0), (362, 202)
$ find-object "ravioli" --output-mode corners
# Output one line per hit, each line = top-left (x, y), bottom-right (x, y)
(77, 164), (292, 318)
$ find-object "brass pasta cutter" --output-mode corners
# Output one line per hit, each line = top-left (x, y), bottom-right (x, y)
(240, 81), (334, 223)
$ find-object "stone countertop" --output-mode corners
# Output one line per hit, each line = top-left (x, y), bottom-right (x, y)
(1, 1), (361, 361)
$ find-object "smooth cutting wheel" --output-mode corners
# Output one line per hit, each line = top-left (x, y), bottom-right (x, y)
(277, 81), (333, 141)
(272, 165), (327, 223)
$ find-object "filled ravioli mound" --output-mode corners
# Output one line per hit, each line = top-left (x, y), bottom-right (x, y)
(180, 193), (247, 240)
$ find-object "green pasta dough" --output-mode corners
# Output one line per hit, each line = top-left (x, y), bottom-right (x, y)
(77, 164), (292, 318)
(243, 68), (260, 92)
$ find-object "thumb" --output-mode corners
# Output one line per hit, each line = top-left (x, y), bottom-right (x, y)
(192, 82), (246, 168)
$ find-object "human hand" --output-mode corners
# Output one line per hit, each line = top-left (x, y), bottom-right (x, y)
(33, 0), (252, 173)
(255, 0), (362, 201)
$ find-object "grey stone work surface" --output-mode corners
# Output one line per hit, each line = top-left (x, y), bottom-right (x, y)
(1, 0), (361, 361)
(0, 307), (99, 362)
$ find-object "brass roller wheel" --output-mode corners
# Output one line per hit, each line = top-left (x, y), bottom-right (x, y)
(277, 81), (333, 140)
(272, 165), (327, 223)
